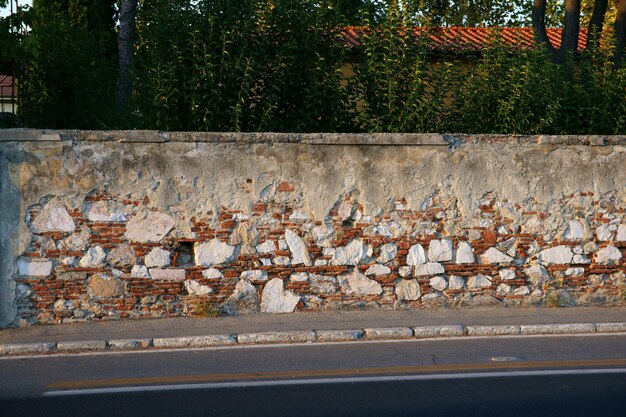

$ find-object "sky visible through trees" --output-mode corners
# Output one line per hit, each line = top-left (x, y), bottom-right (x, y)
(0, 1), (621, 26)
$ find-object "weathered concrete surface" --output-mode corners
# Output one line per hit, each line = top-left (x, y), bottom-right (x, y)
(2, 131), (624, 225)
(0, 143), (20, 327)
(1, 131), (625, 327)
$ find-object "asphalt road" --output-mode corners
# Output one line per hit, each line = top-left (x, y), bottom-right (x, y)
(2, 334), (626, 416)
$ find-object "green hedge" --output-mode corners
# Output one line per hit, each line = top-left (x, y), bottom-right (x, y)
(17, 0), (626, 134)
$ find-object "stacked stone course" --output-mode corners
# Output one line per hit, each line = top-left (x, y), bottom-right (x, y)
(14, 188), (625, 325)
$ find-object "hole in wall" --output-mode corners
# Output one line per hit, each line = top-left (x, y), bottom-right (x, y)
(174, 241), (194, 267)
(342, 219), (355, 228)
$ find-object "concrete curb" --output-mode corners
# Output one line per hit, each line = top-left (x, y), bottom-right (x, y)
(1, 322), (625, 356)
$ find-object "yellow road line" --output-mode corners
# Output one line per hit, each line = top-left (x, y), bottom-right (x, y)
(47, 358), (626, 390)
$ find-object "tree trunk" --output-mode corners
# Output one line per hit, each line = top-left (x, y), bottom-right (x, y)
(532, 0), (556, 56)
(586, 0), (608, 50)
(616, 0), (626, 64)
(560, 0), (581, 61)
(115, 0), (138, 124)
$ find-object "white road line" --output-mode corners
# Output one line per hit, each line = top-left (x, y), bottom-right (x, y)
(3, 332), (626, 361)
(43, 368), (626, 397)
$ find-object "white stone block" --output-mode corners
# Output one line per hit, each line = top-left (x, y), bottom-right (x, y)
(365, 264), (391, 276)
(290, 272), (309, 282)
(195, 239), (236, 266)
(467, 274), (492, 289)
(85, 201), (127, 222)
(413, 325), (465, 338)
(395, 279), (421, 301)
(364, 327), (413, 340)
(331, 238), (366, 266)
(202, 268), (223, 279)
(315, 329), (364, 342)
(184, 280), (213, 296)
(525, 264), (551, 286)
(466, 325), (520, 336)
(595, 246), (622, 265)
(124, 211), (175, 243)
(428, 239), (453, 262)
(241, 270), (268, 282)
(17, 258), (53, 277)
(131, 265), (150, 278)
(480, 247), (513, 264)
(455, 241), (475, 264)
(377, 243), (398, 264)
(499, 269), (516, 280)
(398, 266), (413, 278)
(448, 275), (465, 290)
(565, 267), (585, 277)
(309, 274), (338, 294)
(414, 262), (445, 276)
(149, 268), (186, 281)
(32, 202), (76, 233)
(338, 271), (382, 296)
(563, 220), (583, 240)
(407, 244), (428, 266)
(261, 278), (300, 313)
(285, 229), (311, 266)
(596, 224), (616, 241)
(256, 240), (276, 254)
(79, 246), (106, 268)
(144, 247), (171, 268)
(537, 245), (573, 265)
(237, 331), (315, 344)
(429, 276), (448, 291)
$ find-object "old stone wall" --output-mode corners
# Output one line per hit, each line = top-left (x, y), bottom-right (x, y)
(0, 130), (625, 327)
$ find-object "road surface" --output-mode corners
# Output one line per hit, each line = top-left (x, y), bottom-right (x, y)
(1, 333), (625, 416)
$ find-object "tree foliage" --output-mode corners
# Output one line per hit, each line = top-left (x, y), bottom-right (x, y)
(533, 0), (625, 64)
(0, 1), (30, 74)
(134, 0), (348, 132)
(18, 0), (118, 128)
(3, 0), (625, 134)
(348, 4), (450, 132)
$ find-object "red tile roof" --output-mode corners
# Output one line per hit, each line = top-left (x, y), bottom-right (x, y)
(340, 27), (588, 52)
(0, 75), (16, 98)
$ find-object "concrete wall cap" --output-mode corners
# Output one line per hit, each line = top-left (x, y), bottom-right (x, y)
(2, 129), (626, 146)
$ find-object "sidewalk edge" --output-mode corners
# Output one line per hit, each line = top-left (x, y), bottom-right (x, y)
(2, 322), (625, 356)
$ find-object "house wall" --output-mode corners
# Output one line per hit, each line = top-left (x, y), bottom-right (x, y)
(1, 130), (625, 327)
(0, 99), (18, 114)
(0, 75), (18, 114)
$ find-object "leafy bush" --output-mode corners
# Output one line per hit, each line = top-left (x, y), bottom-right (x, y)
(189, 298), (222, 317)
(347, 7), (437, 132)
(134, 0), (348, 132)
(450, 39), (626, 135)
(0, 112), (23, 128)
(19, 0), (118, 129)
(11, 0), (626, 134)
(451, 42), (560, 134)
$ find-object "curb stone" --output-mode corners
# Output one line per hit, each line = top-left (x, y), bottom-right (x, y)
(0, 342), (56, 355)
(595, 323), (626, 333)
(520, 323), (596, 335)
(56, 340), (107, 352)
(187, 335), (237, 347)
(1, 322), (625, 356)
(364, 327), (413, 340)
(466, 325), (521, 336)
(237, 331), (317, 344)
(108, 339), (152, 350)
(315, 329), (364, 342)
(413, 325), (466, 338)
(153, 335), (236, 348)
